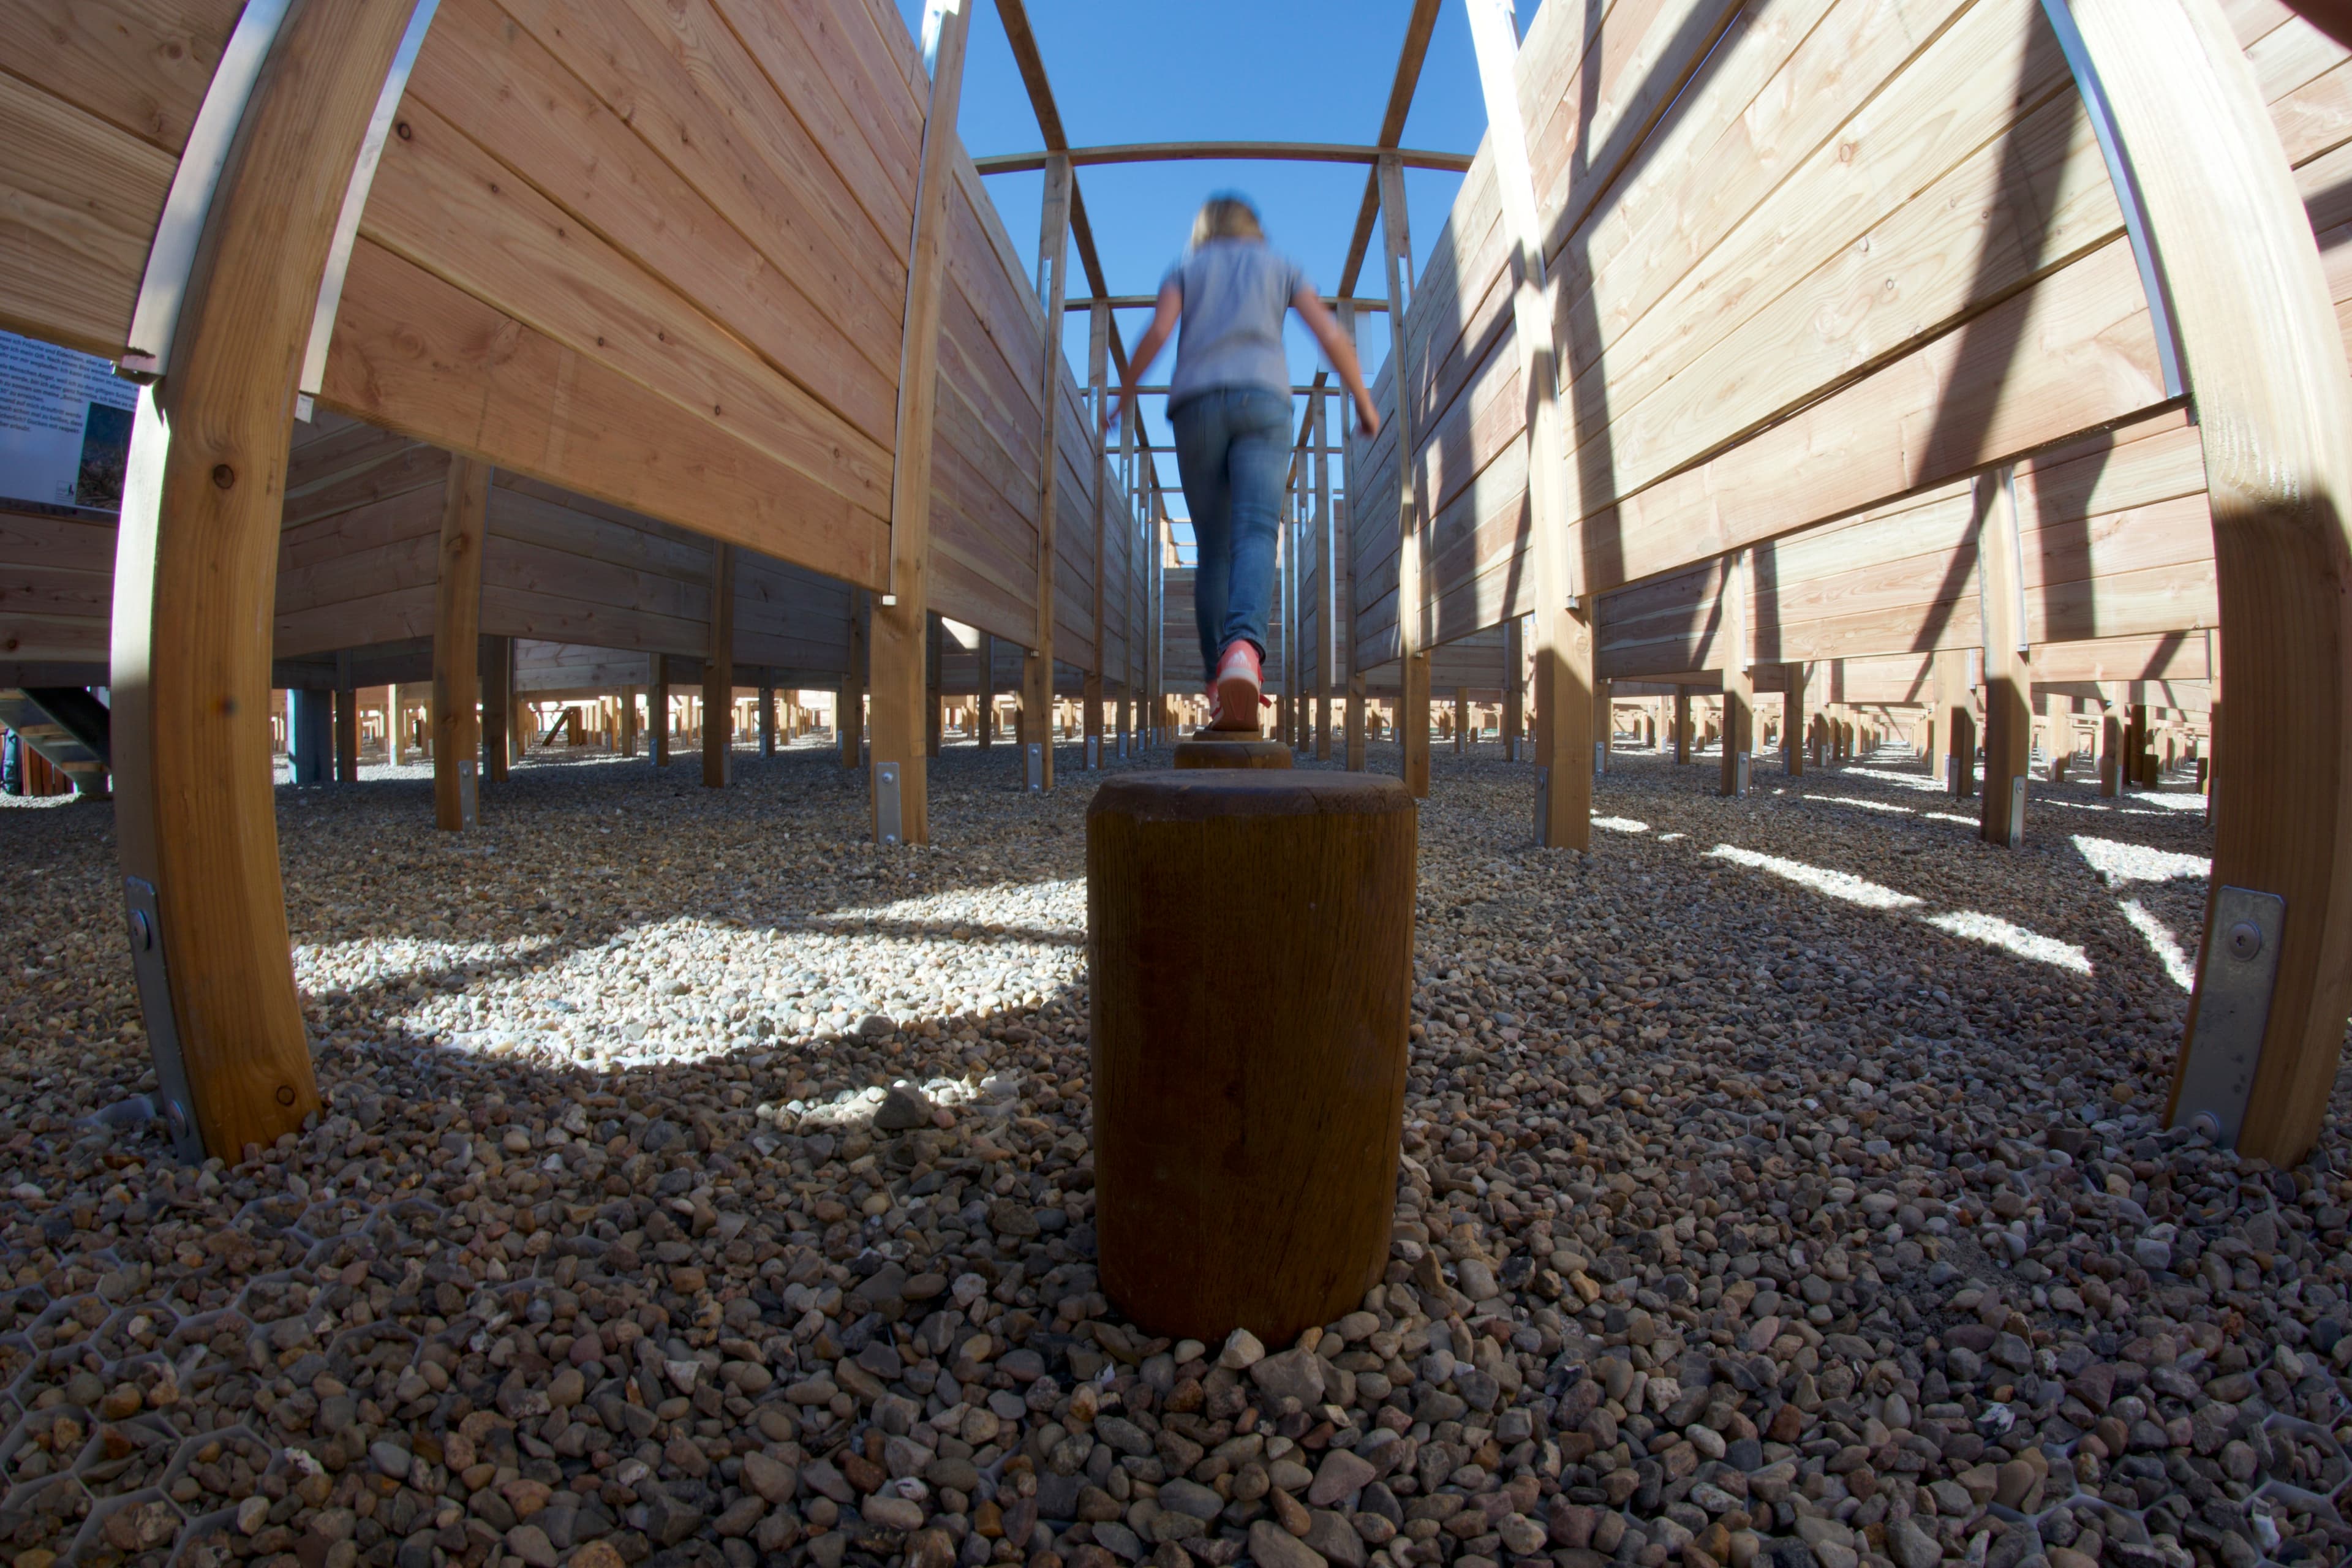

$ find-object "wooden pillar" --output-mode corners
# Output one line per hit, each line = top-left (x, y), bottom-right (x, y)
(432, 459), (490, 831)
(978, 633), (995, 748)
(333, 685), (358, 783)
(107, 0), (420, 1160)
(839, 592), (865, 769)
(1023, 151), (1071, 791)
(1502, 616), (1524, 762)
(1088, 770), (1415, 1341)
(759, 669), (776, 758)
(1377, 154), (1431, 800)
(1719, 549), (1752, 797)
(869, 0), (970, 843)
(1087, 298), (1109, 769)
(1452, 687), (1469, 755)
(1340, 317), (1368, 773)
(650, 658), (670, 767)
(1313, 393), (1334, 762)
(1934, 650), (1969, 793)
(1978, 471), (2031, 845)
(2071, 0), (2352, 1160)
(1673, 686), (1691, 764)
(926, 611), (944, 758)
(1468, 0), (1590, 847)
(1784, 662), (1807, 777)
(480, 634), (511, 785)
(703, 543), (734, 788)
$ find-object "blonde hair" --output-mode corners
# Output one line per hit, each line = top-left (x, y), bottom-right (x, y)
(1191, 194), (1264, 247)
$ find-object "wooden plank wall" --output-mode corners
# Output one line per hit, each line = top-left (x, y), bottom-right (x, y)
(1344, 0), (2352, 696)
(0, 506), (115, 682)
(0, 0), (1133, 671)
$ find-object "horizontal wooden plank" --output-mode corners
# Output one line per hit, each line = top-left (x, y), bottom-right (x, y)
(279, 483), (444, 572)
(322, 239), (884, 587)
(487, 484), (712, 584)
(274, 584), (436, 657)
(0, 508), (116, 574)
(0, 71), (172, 356)
(0, 0), (241, 154)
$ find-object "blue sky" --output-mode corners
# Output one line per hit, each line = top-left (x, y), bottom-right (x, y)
(889, 1), (1521, 532)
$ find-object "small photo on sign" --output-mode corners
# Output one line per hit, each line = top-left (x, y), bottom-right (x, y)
(0, 330), (138, 516)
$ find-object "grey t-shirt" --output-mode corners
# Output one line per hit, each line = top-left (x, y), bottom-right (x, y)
(1161, 239), (1305, 409)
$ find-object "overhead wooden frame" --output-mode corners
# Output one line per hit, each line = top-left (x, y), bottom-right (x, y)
(973, 141), (1474, 175)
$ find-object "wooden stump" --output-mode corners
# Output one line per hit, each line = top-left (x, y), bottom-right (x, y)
(1087, 771), (1416, 1343)
(1174, 731), (1293, 770)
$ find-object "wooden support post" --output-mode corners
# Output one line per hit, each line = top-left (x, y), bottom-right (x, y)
(333, 684), (358, 784)
(1502, 616), (1523, 762)
(2071, 0), (2352, 1160)
(1719, 549), (1752, 797)
(432, 458), (490, 831)
(1977, 472), (2031, 846)
(107, 0), (420, 1160)
(978, 634), (996, 748)
(759, 670), (776, 758)
(869, 0), (970, 843)
(840, 592), (866, 769)
(1087, 299), (1109, 769)
(1466, 0), (1588, 846)
(1088, 770), (1415, 1340)
(1784, 662), (1807, 778)
(927, 612), (944, 760)
(650, 659), (670, 767)
(1452, 687), (1468, 756)
(1934, 650), (1969, 793)
(1376, 154), (1431, 800)
(703, 543), (734, 788)
(1673, 687), (1691, 764)
(480, 634), (511, 785)
(1024, 151), (1071, 791)
(1313, 393), (1334, 762)
(1953, 707), (1977, 797)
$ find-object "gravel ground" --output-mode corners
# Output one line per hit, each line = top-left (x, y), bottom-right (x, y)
(1, 734), (2347, 1568)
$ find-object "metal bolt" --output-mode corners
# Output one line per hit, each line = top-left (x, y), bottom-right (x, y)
(129, 908), (153, 951)
(2191, 1110), (2223, 1142)
(2228, 921), (2263, 962)
(275, 1085), (297, 1107)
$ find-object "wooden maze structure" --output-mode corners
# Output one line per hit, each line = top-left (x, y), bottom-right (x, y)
(2, 0), (2351, 1169)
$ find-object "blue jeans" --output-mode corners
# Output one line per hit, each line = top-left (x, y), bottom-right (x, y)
(1172, 386), (1292, 684)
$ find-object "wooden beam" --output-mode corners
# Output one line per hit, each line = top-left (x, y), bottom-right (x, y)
(432, 457), (489, 831)
(650, 656), (670, 767)
(1342, 311), (1369, 772)
(2078, 0), (2352, 1164)
(1025, 151), (1072, 791)
(840, 591), (865, 769)
(869, 0), (970, 844)
(1087, 297), (1109, 769)
(1501, 614), (1523, 761)
(107, 0), (418, 1162)
(974, 141), (1472, 175)
(1977, 471), (2030, 846)
(1337, 0), (1446, 300)
(1313, 393), (1335, 761)
(1378, 153), (1430, 799)
(1466, 0), (1590, 847)
(1072, 295), (1387, 314)
(1719, 549), (1752, 796)
(760, 667), (776, 758)
(703, 541), (734, 788)
(481, 633), (511, 784)
(1784, 661), (1807, 778)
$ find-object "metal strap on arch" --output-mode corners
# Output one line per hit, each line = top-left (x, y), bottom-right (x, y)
(296, 0), (441, 420)
(2039, 0), (2187, 400)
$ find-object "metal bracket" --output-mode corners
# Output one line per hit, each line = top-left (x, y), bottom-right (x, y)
(1085, 734), (1099, 769)
(2007, 774), (2027, 845)
(1534, 767), (1550, 841)
(1593, 741), (1605, 777)
(876, 761), (902, 845)
(1026, 741), (1044, 791)
(456, 758), (478, 829)
(1734, 752), (1751, 798)
(123, 877), (206, 1163)
(296, 0), (439, 421)
(120, 0), (296, 379)
(2173, 886), (2285, 1148)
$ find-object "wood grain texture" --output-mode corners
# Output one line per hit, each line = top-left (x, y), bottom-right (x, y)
(1088, 771), (1415, 1343)
(0, 71), (173, 356)
(2078, 0), (2352, 1164)
(432, 456), (489, 830)
(108, 0), (420, 1161)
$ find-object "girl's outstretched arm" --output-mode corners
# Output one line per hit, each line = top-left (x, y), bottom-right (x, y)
(1294, 286), (1382, 439)
(1108, 281), (1183, 433)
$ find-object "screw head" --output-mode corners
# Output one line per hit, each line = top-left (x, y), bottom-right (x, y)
(128, 908), (153, 951)
(2228, 921), (2264, 962)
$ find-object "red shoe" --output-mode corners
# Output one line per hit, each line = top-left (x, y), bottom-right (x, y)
(1212, 640), (1262, 731)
